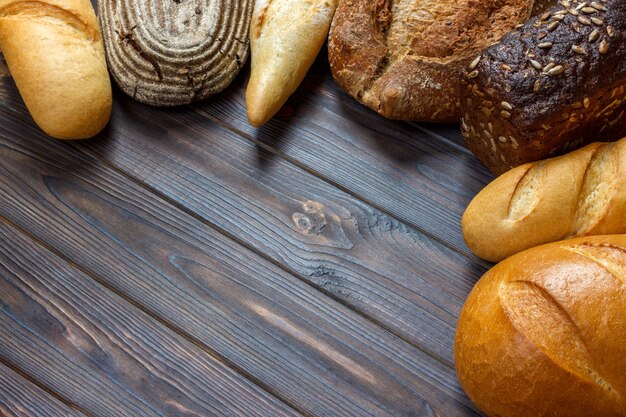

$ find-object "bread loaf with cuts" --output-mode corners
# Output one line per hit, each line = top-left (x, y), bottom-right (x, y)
(463, 138), (626, 262)
(455, 235), (626, 417)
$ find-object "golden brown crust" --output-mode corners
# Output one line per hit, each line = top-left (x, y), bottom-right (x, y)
(462, 138), (626, 262)
(455, 235), (626, 417)
(0, 0), (112, 139)
(328, 0), (534, 122)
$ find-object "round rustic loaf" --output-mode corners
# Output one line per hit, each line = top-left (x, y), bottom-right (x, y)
(328, 0), (535, 122)
(98, 0), (252, 106)
(455, 235), (626, 417)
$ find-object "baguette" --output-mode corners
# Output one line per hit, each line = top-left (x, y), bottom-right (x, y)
(455, 235), (626, 417)
(246, 0), (338, 127)
(460, 0), (626, 174)
(463, 138), (626, 262)
(0, 0), (112, 139)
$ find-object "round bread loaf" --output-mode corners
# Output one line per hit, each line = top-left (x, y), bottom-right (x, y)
(328, 0), (535, 122)
(455, 235), (626, 417)
(0, 0), (112, 139)
(98, 0), (252, 106)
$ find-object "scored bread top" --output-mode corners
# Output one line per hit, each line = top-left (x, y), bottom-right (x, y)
(455, 235), (626, 417)
(328, 0), (534, 122)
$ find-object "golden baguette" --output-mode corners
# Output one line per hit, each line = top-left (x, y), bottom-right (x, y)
(0, 0), (111, 139)
(246, 0), (338, 127)
(463, 138), (626, 262)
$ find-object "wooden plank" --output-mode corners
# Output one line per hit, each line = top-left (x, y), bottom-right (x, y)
(0, 222), (301, 417)
(190, 56), (495, 253)
(75, 88), (488, 363)
(0, 106), (481, 416)
(0, 363), (87, 417)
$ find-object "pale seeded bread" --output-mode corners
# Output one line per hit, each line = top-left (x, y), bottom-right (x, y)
(246, 0), (338, 127)
(462, 138), (626, 262)
(98, 0), (252, 106)
(328, 0), (535, 122)
(460, 0), (626, 175)
(455, 235), (626, 417)
(0, 0), (112, 139)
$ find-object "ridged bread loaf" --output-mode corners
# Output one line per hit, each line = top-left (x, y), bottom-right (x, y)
(98, 0), (252, 106)
(463, 138), (626, 262)
(455, 235), (626, 417)
(0, 0), (112, 139)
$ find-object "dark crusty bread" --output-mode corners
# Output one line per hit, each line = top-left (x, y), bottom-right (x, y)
(461, 0), (626, 175)
(328, 0), (535, 122)
(98, 0), (252, 106)
(455, 235), (626, 417)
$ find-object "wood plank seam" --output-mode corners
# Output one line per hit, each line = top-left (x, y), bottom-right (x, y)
(164, 108), (491, 268)
(69, 142), (462, 370)
(0, 358), (93, 417)
(0, 215), (313, 417)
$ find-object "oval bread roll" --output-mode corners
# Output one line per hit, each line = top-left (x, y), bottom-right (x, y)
(455, 235), (626, 417)
(463, 138), (626, 262)
(0, 0), (112, 139)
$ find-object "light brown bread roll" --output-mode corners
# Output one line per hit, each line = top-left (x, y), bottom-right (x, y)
(463, 138), (626, 262)
(455, 235), (626, 417)
(246, 0), (338, 127)
(0, 0), (112, 139)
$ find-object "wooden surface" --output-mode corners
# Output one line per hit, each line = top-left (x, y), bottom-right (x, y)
(0, 41), (495, 416)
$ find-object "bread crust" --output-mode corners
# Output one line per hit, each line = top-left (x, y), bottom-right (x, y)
(455, 235), (626, 417)
(461, 0), (626, 174)
(328, 0), (534, 122)
(246, 0), (338, 127)
(0, 0), (112, 139)
(462, 138), (626, 262)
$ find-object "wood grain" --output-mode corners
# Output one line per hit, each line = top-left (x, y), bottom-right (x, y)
(0, 109), (482, 416)
(0, 363), (87, 417)
(0, 221), (301, 417)
(77, 91), (488, 364)
(189, 55), (495, 254)
(98, 0), (252, 105)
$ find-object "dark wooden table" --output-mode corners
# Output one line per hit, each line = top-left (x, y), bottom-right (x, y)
(0, 44), (495, 416)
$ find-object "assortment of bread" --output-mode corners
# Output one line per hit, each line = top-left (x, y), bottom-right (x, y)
(1, 0), (625, 415)
(246, 0), (337, 127)
(456, 235), (626, 417)
(0, 0), (111, 139)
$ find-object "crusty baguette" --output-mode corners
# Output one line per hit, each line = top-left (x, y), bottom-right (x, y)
(0, 0), (112, 139)
(246, 0), (338, 127)
(455, 235), (626, 417)
(463, 138), (626, 262)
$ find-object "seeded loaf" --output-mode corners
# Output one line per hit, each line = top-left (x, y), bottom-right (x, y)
(98, 0), (252, 106)
(0, 0), (112, 139)
(246, 0), (338, 127)
(461, 0), (626, 175)
(463, 138), (626, 262)
(455, 235), (626, 417)
(328, 0), (535, 122)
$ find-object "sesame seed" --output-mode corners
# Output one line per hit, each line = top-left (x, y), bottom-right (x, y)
(572, 44), (587, 54)
(501, 101), (513, 110)
(468, 56), (481, 70)
(547, 65), (565, 75)
(599, 39), (609, 54)
(538, 42), (553, 49)
(589, 29), (601, 42)
(530, 59), (543, 70)
(607, 26), (615, 37)
(584, 97), (591, 108)
(577, 15), (591, 25)
(591, 1), (606, 11)
(591, 17), (604, 25)
(468, 70), (479, 79)
(547, 21), (560, 31)
(501, 110), (512, 119)
(581, 7), (597, 13)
